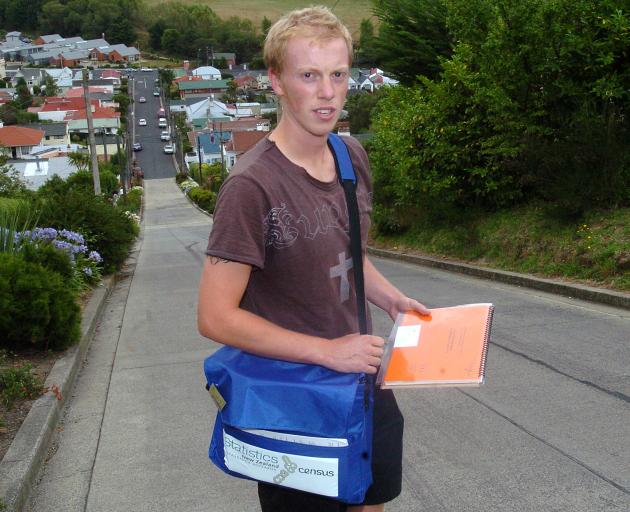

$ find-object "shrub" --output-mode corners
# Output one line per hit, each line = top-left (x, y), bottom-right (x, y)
(35, 190), (136, 274)
(0, 252), (81, 351)
(116, 186), (142, 214)
(188, 187), (217, 213)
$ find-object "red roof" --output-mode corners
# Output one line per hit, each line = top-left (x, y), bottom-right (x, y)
(100, 70), (121, 79)
(40, 97), (100, 112)
(226, 130), (267, 153)
(65, 86), (111, 98)
(0, 126), (45, 147)
(64, 107), (120, 121)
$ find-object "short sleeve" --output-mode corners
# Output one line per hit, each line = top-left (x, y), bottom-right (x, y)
(206, 175), (269, 269)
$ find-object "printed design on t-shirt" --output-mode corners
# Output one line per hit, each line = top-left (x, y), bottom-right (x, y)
(330, 251), (353, 303)
(263, 202), (347, 249)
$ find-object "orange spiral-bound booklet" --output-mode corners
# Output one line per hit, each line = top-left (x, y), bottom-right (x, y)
(376, 303), (494, 388)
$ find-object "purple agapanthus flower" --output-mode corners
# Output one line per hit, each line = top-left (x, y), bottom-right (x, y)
(60, 229), (85, 245)
(82, 267), (93, 276)
(88, 250), (103, 263)
(31, 227), (58, 242)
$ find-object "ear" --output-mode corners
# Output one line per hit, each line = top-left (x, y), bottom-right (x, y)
(268, 68), (284, 97)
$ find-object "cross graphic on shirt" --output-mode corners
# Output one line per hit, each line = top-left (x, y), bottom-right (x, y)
(330, 251), (353, 303)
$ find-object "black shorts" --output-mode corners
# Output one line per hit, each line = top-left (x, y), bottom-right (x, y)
(258, 388), (404, 511)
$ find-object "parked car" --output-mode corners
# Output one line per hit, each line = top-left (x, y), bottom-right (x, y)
(158, 118), (167, 128)
(160, 131), (170, 141)
(138, 96), (146, 103)
(132, 142), (143, 151)
(163, 144), (174, 154)
(138, 118), (147, 126)
(153, 90), (160, 97)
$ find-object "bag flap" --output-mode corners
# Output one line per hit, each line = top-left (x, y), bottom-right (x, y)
(204, 346), (361, 438)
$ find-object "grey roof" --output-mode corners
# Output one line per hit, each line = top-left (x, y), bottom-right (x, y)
(58, 37), (84, 44)
(60, 49), (90, 60)
(75, 38), (109, 50)
(6, 31), (21, 37)
(38, 34), (63, 43)
(10, 156), (80, 190)
(14, 68), (46, 81)
(108, 44), (140, 57)
(18, 123), (67, 137)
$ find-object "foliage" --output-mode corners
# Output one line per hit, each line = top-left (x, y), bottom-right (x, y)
(42, 74), (59, 97)
(372, 204), (630, 291)
(0, 158), (26, 197)
(37, 0), (140, 45)
(0, 252), (81, 351)
(148, 2), (261, 62)
(0, 352), (43, 410)
(17, 227), (103, 289)
(34, 184), (137, 274)
(188, 162), (224, 193)
(370, 0), (453, 83)
(187, 187), (217, 213)
(0, 198), (36, 254)
(116, 186), (143, 214)
(345, 90), (386, 134)
(369, 0), (630, 232)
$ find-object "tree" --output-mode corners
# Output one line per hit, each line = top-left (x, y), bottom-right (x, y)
(0, 155), (25, 197)
(222, 80), (239, 103)
(149, 20), (167, 50)
(370, 0), (453, 83)
(356, 18), (377, 65)
(345, 89), (385, 133)
(261, 16), (272, 37)
(42, 74), (59, 97)
(15, 78), (32, 109)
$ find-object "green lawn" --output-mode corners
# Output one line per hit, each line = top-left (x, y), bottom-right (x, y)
(147, 0), (375, 36)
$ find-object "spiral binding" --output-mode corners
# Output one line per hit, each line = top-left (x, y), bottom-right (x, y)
(478, 305), (494, 382)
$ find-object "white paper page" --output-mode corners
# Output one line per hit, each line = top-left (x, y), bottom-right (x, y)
(394, 324), (421, 348)
(243, 429), (348, 447)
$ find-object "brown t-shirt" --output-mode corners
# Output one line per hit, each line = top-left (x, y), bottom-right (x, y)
(206, 135), (373, 339)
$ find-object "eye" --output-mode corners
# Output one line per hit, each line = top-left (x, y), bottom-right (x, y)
(303, 72), (314, 80)
(332, 71), (346, 81)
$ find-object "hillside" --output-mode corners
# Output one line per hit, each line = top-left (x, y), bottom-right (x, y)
(147, 0), (375, 36)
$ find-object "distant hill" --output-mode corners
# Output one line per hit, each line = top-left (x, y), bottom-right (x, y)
(146, 0), (375, 36)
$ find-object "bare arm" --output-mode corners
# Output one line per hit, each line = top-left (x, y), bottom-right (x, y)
(197, 256), (385, 374)
(364, 257), (430, 320)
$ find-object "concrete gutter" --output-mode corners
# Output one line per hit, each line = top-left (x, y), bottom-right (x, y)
(368, 247), (630, 310)
(0, 276), (117, 511)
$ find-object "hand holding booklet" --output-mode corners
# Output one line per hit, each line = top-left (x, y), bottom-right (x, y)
(376, 303), (494, 388)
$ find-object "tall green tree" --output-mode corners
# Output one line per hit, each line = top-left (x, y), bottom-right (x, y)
(42, 74), (59, 97)
(370, 0), (453, 83)
(15, 78), (32, 110)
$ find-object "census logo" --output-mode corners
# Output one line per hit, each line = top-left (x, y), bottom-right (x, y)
(223, 432), (339, 497)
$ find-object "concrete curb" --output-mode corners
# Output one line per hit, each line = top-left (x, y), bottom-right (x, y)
(0, 276), (117, 512)
(368, 247), (630, 310)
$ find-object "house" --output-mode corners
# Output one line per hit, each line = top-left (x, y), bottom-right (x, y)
(34, 34), (63, 45)
(105, 44), (140, 63)
(36, 97), (102, 122)
(18, 122), (70, 146)
(192, 66), (222, 80)
(11, 68), (47, 92)
(186, 130), (231, 167)
(43, 67), (74, 93)
(224, 130), (267, 169)
(0, 90), (14, 105)
(359, 68), (399, 92)
(5, 32), (22, 45)
(234, 75), (259, 90)
(177, 79), (230, 99)
(64, 107), (121, 136)
(10, 156), (81, 190)
(184, 97), (254, 127)
(0, 125), (45, 159)
(51, 49), (91, 67)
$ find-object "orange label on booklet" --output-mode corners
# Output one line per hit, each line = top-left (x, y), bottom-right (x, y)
(376, 303), (494, 388)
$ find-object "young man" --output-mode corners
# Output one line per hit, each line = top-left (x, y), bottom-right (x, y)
(198, 6), (429, 512)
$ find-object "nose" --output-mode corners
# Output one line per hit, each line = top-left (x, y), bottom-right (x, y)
(318, 76), (334, 99)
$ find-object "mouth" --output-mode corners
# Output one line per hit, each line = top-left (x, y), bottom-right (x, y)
(314, 107), (336, 119)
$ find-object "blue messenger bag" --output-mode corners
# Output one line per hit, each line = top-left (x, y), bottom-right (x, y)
(203, 133), (374, 504)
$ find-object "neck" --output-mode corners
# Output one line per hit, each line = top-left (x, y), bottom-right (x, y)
(270, 122), (335, 182)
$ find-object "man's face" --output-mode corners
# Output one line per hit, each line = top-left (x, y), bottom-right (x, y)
(271, 36), (349, 139)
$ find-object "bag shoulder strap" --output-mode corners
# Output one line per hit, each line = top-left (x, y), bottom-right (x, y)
(327, 133), (367, 335)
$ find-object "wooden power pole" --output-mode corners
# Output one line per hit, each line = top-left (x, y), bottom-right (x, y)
(82, 68), (101, 194)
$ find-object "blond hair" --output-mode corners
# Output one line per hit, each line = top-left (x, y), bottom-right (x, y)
(263, 5), (353, 73)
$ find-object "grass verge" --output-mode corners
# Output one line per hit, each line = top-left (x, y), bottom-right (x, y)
(371, 204), (630, 292)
